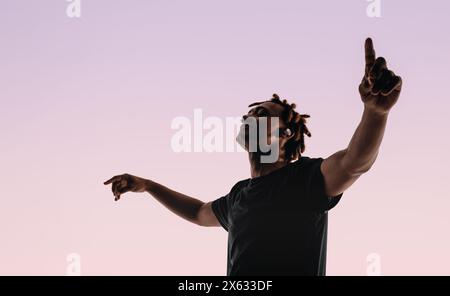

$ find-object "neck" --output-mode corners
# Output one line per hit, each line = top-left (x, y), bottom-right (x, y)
(248, 152), (289, 178)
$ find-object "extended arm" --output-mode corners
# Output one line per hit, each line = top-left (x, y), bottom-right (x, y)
(104, 174), (220, 227)
(321, 38), (403, 197)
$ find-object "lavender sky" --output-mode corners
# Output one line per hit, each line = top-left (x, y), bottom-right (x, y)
(1, 0), (449, 275)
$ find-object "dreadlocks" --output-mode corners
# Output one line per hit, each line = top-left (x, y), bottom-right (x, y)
(249, 93), (311, 161)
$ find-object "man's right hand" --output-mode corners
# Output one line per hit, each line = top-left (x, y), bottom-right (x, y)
(103, 174), (149, 201)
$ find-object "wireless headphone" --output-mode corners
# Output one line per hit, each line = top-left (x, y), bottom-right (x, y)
(282, 128), (292, 137)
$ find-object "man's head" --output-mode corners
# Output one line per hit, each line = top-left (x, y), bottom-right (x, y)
(237, 94), (311, 162)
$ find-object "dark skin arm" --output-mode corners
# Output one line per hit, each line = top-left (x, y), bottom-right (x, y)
(103, 174), (220, 227)
(104, 38), (402, 220)
(321, 38), (403, 197)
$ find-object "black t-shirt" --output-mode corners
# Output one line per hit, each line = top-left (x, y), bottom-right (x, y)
(211, 156), (342, 276)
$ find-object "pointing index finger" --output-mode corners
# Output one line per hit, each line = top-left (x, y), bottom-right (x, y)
(104, 175), (120, 185)
(365, 38), (376, 74)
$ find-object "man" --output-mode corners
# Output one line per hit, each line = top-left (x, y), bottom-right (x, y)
(104, 38), (402, 275)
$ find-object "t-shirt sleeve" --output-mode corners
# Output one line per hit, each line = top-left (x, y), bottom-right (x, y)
(211, 193), (230, 231)
(211, 180), (246, 231)
(307, 157), (343, 212)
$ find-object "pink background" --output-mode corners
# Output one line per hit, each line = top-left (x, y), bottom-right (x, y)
(1, 0), (449, 275)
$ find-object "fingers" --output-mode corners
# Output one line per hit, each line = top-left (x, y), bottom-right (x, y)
(114, 181), (134, 201)
(362, 56), (388, 96)
(104, 175), (121, 185)
(111, 181), (121, 201)
(359, 76), (371, 98)
(365, 38), (376, 75)
(362, 39), (381, 95)
(116, 186), (130, 195)
(104, 174), (130, 201)
(116, 179), (132, 194)
(112, 180), (124, 201)
(371, 69), (402, 96)
(361, 38), (402, 99)
(381, 75), (402, 96)
(369, 57), (387, 84)
(371, 69), (394, 95)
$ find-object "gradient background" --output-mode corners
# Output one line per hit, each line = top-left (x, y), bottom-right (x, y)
(1, 0), (449, 275)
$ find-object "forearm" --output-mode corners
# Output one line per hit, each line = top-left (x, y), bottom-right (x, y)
(342, 106), (389, 174)
(320, 38), (401, 196)
(144, 179), (205, 224)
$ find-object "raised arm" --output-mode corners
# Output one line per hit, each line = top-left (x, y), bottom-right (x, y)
(321, 38), (403, 197)
(103, 174), (220, 227)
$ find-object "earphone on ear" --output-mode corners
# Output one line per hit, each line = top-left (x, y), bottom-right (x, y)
(283, 128), (292, 137)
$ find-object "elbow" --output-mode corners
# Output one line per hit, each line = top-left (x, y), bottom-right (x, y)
(192, 210), (203, 227)
(192, 214), (206, 227)
(192, 202), (209, 227)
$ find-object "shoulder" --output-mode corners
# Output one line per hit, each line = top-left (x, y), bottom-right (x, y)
(287, 156), (326, 183)
(290, 156), (324, 170)
(229, 179), (250, 194)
